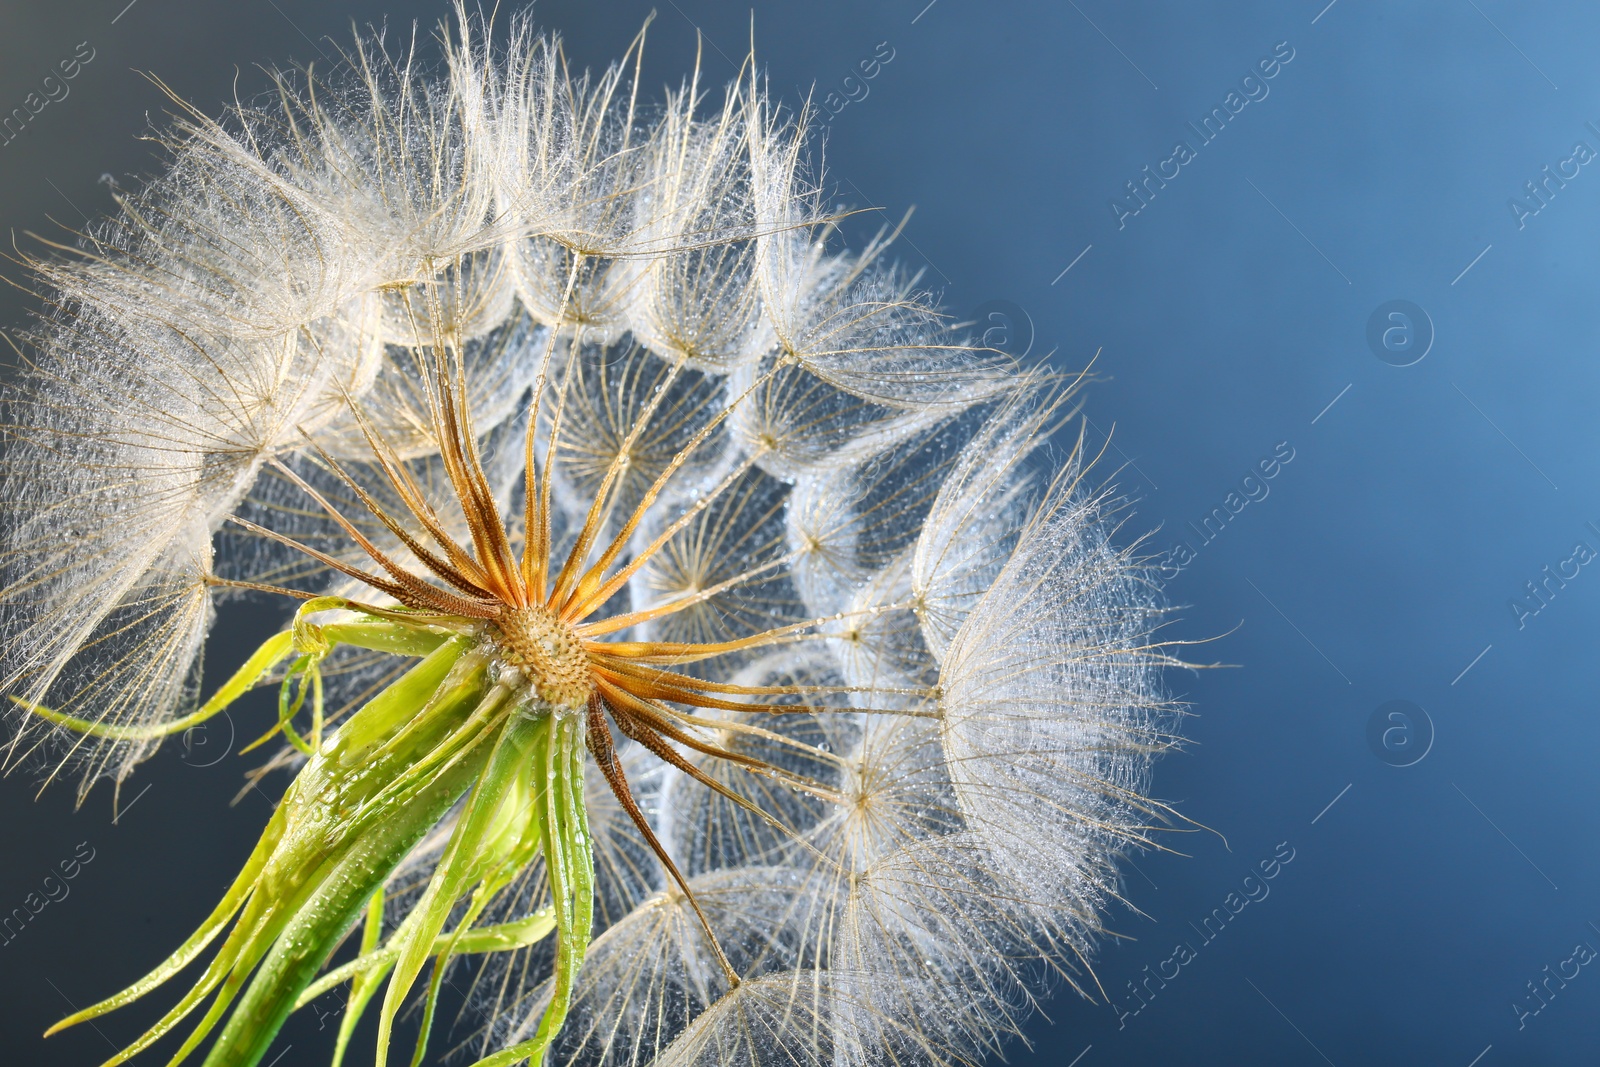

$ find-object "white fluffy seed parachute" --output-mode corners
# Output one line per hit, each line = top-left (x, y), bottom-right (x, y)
(0, 7), (1189, 1067)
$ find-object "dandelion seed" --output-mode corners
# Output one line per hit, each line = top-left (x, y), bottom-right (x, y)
(0, 7), (1183, 1067)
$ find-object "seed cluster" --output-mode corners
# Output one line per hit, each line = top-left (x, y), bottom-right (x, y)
(493, 606), (593, 710)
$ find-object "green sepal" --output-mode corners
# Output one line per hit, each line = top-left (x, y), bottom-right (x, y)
(51, 635), (491, 1067)
(18, 630), (296, 743)
(373, 705), (549, 1067)
(469, 718), (594, 1067)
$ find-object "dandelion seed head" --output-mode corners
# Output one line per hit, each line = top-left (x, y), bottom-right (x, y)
(1, 5), (1183, 1064)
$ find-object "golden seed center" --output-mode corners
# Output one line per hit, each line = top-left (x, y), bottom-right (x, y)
(492, 605), (594, 710)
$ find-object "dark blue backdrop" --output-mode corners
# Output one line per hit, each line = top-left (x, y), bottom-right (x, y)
(2, 2), (1597, 1064)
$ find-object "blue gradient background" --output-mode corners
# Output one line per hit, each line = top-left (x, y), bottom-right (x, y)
(2, 2), (1597, 1064)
